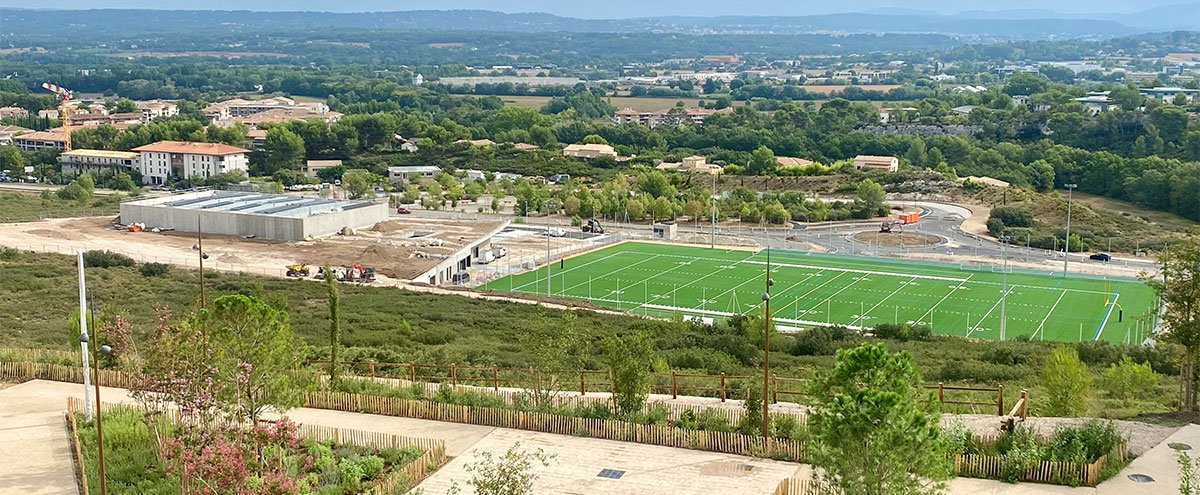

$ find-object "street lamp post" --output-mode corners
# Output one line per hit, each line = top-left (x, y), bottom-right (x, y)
(1063, 184), (1077, 278)
(761, 246), (774, 439)
(77, 251), (93, 420)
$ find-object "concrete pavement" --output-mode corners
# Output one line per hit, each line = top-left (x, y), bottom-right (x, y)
(1, 379), (1192, 495)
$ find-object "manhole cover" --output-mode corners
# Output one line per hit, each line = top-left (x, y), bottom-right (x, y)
(1128, 474), (1155, 483)
(597, 469), (625, 479)
(1171, 443), (1193, 451)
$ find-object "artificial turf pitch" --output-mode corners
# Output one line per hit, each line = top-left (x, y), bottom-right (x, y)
(481, 241), (1159, 343)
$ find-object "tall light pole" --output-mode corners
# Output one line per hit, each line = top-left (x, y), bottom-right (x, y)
(77, 251), (93, 421)
(1063, 183), (1077, 278)
(761, 240), (774, 439)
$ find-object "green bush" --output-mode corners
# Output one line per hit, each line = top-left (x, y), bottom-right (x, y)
(998, 426), (1042, 483)
(337, 457), (366, 490)
(675, 409), (699, 430)
(138, 262), (171, 277)
(358, 455), (385, 479)
(790, 326), (855, 356)
(83, 250), (135, 268)
(990, 206), (1034, 228)
(1042, 347), (1092, 417)
(697, 408), (732, 432)
(1101, 356), (1160, 400)
(872, 323), (932, 342)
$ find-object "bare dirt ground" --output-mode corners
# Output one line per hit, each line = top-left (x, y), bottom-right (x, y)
(852, 231), (941, 247)
(0, 216), (503, 280)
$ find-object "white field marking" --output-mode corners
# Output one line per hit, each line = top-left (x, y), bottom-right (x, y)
(618, 255), (729, 311)
(622, 249), (965, 281)
(743, 269), (828, 313)
(742, 260), (966, 282)
(655, 250), (761, 307)
(638, 304), (869, 332)
(915, 275), (974, 325)
(965, 285), (1015, 339)
(551, 253), (664, 294)
(861, 276), (919, 322)
(968, 280), (1115, 296)
(802, 271), (868, 317)
(510, 251), (628, 291)
(1093, 294), (1120, 342)
(1031, 290), (1069, 341)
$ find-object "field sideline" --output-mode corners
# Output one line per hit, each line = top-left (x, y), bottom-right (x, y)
(481, 242), (1159, 343)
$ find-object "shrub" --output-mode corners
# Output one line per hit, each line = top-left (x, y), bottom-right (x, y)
(990, 206), (1033, 228)
(1101, 356), (1160, 400)
(980, 347), (1029, 366)
(872, 323), (932, 342)
(1042, 347), (1092, 417)
(358, 455), (385, 479)
(675, 409), (698, 430)
(790, 326), (855, 356)
(1046, 420), (1123, 462)
(736, 386), (765, 436)
(986, 217), (1007, 237)
(696, 409), (732, 432)
(337, 458), (366, 490)
(138, 262), (171, 277)
(0, 247), (19, 260)
(83, 250), (135, 268)
(998, 426), (1042, 483)
(771, 413), (801, 440)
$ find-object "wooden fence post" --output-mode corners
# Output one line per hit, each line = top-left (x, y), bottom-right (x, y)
(580, 370), (586, 396)
(369, 362), (376, 381)
(408, 362), (415, 383)
(1020, 389), (1028, 420)
(771, 374), (778, 404)
(720, 373), (726, 402)
(671, 371), (677, 399)
(997, 385), (1004, 416)
(492, 364), (499, 392)
(938, 382), (944, 403)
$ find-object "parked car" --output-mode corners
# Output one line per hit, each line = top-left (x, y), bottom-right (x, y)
(396, 207), (411, 214)
(1089, 253), (1112, 262)
(494, 246), (508, 258)
(544, 227), (566, 237)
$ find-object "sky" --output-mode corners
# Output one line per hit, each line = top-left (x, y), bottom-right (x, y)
(0, 0), (1189, 18)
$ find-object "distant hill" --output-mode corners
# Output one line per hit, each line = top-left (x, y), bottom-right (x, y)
(0, 7), (1194, 39)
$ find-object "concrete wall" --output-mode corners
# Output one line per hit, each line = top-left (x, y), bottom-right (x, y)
(413, 220), (510, 284)
(119, 196), (388, 242)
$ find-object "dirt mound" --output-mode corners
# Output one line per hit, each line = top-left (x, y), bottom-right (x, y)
(370, 221), (406, 233)
(216, 253), (245, 264)
(852, 231), (941, 247)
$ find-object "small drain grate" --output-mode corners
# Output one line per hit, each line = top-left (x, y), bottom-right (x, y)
(1128, 474), (1155, 483)
(597, 469), (625, 479)
(1171, 443), (1193, 451)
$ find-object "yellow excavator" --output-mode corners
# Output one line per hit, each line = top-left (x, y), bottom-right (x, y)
(286, 264), (310, 277)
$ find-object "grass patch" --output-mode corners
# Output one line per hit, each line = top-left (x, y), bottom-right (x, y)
(0, 192), (122, 222)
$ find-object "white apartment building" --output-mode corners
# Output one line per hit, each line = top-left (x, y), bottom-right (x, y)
(135, 100), (179, 122)
(131, 141), (250, 185)
(202, 96), (329, 121)
(58, 149), (140, 178)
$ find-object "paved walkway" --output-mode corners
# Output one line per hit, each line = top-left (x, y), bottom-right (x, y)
(1, 379), (1193, 495)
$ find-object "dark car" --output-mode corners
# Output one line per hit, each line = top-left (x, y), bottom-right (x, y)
(1089, 253), (1111, 262)
(396, 207), (412, 214)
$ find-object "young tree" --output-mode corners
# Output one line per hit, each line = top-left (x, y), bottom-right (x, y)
(809, 344), (952, 495)
(747, 145), (777, 175)
(262, 126), (306, 173)
(1147, 241), (1200, 411)
(195, 294), (305, 424)
(448, 443), (554, 495)
(1041, 346), (1092, 417)
(341, 169), (379, 200)
(325, 263), (341, 386)
(856, 179), (887, 215)
(604, 331), (655, 417)
(518, 312), (585, 408)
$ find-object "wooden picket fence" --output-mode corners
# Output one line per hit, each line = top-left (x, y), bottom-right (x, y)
(64, 407), (91, 495)
(306, 390), (806, 462)
(1, 360), (144, 389)
(774, 478), (838, 495)
(955, 443), (1127, 487)
(64, 397), (448, 495)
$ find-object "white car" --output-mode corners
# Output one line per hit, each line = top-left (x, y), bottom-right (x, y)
(545, 228), (566, 237)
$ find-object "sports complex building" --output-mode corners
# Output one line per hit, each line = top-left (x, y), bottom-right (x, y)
(119, 191), (388, 241)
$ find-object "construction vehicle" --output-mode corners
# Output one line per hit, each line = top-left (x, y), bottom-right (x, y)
(40, 83), (74, 151)
(880, 212), (920, 233)
(286, 264), (311, 277)
(339, 262), (375, 283)
(581, 218), (604, 234)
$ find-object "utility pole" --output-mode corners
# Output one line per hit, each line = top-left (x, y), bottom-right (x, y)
(1063, 183), (1077, 278)
(1000, 238), (1007, 341)
(761, 242), (774, 439)
(77, 251), (93, 421)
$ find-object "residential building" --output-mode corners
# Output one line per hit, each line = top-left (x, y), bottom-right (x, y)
(71, 112), (144, 126)
(202, 97), (329, 121)
(656, 155), (722, 175)
(58, 149), (139, 178)
(1074, 93), (1116, 115)
(0, 125), (32, 145)
(38, 109), (59, 119)
(303, 160), (343, 178)
(930, 74), (957, 82)
(246, 128), (268, 150)
(1139, 87), (1199, 103)
(951, 105), (978, 115)
(455, 139), (495, 147)
(216, 107), (344, 128)
(563, 143), (618, 159)
(135, 100), (179, 122)
(612, 107), (722, 128)
(387, 166), (441, 182)
(0, 106), (29, 119)
(852, 155), (899, 172)
(878, 107), (917, 124)
(511, 143), (539, 151)
(131, 141), (250, 185)
(12, 130), (67, 152)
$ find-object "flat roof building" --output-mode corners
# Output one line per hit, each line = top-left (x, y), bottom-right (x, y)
(58, 149), (139, 178)
(119, 190), (388, 241)
(852, 155), (899, 172)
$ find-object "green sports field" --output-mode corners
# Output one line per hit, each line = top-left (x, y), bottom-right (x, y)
(482, 241), (1160, 343)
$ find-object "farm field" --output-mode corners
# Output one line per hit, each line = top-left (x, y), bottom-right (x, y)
(482, 241), (1159, 343)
